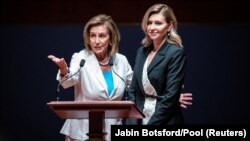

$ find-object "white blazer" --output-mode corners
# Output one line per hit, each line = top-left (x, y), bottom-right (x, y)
(57, 49), (133, 141)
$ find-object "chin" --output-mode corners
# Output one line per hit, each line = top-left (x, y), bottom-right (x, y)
(150, 37), (159, 40)
(94, 50), (104, 54)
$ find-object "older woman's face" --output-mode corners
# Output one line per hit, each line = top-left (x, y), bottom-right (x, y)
(89, 25), (110, 56)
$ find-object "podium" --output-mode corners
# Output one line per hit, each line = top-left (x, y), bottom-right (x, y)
(47, 101), (144, 141)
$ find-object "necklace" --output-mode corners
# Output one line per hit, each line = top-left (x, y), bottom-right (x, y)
(98, 60), (109, 66)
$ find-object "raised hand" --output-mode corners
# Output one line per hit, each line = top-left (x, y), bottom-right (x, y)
(48, 55), (68, 76)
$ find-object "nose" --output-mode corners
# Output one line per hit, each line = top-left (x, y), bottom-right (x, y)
(148, 23), (156, 31)
(95, 37), (100, 44)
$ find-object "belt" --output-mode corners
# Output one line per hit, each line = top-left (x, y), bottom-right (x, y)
(144, 94), (163, 100)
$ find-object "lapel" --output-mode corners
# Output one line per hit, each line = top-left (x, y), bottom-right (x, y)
(109, 56), (120, 98)
(85, 52), (109, 96)
(136, 42), (169, 95)
(136, 47), (149, 94)
(147, 41), (168, 75)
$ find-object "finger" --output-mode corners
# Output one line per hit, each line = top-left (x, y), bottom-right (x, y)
(48, 55), (54, 58)
(57, 58), (68, 68)
(181, 101), (192, 105)
(48, 55), (64, 67)
(180, 104), (187, 109)
(58, 58), (66, 65)
(48, 55), (56, 59)
(182, 93), (192, 96)
(61, 58), (65, 62)
(183, 97), (193, 101)
(185, 102), (192, 105)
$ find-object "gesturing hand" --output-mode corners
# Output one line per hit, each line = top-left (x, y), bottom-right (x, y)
(48, 55), (68, 76)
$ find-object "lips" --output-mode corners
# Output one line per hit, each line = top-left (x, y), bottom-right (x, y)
(150, 33), (157, 36)
(149, 32), (158, 38)
(94, 46), (102, 50)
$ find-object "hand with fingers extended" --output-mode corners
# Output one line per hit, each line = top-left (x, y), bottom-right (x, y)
(179, 93), (193, 109)
(48, 55), (68, 76)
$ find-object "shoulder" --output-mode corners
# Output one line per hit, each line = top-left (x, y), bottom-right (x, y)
(166, 43), (184, 56)
(72, 49), (91, 59)
(112, 53), (133, 74)
(134, 46), (148, 57)
(137, 45), (146, 52)
(113, 53), (128, 61)
(113, 53), (131, 66)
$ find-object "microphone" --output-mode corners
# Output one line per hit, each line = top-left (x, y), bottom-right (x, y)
(109, 56), (129, 100)
(109, 56), (114, 66)
(56, 59), (85, 101)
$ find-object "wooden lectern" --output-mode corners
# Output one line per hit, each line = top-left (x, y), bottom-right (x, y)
(47, 101), (144, 141)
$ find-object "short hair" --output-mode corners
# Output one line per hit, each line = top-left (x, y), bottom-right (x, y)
(83, 14), (121, 56)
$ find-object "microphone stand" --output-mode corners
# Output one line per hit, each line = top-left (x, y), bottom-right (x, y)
(56, 59), (85, 101)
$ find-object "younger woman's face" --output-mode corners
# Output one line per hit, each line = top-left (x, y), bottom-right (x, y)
(89, 25), (110, 56)
(147, 13), (170, 43)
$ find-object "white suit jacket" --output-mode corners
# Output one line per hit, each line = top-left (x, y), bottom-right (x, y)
(57, 49), (133, 141)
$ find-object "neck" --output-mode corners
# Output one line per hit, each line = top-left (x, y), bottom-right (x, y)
(97, 55), (110, 66)
(152, 37), (167, 52)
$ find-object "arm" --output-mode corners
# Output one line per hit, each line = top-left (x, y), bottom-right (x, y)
(126, 73), (136, 102)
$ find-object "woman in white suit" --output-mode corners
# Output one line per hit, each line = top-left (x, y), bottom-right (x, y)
(48, 14), (132, 141)
(48, 14), (192, 141)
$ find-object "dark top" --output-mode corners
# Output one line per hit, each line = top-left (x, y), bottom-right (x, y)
(125, 41), (186, 125)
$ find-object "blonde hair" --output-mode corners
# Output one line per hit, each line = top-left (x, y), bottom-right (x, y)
(141, 4), (183, 47)
(83, 14), (121, 56)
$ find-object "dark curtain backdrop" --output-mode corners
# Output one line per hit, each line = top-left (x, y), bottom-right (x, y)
(1, 0), (250, 140)
(1, 24), (250, 141)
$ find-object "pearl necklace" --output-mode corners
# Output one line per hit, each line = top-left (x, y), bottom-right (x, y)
(98, 60), (109, 66)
